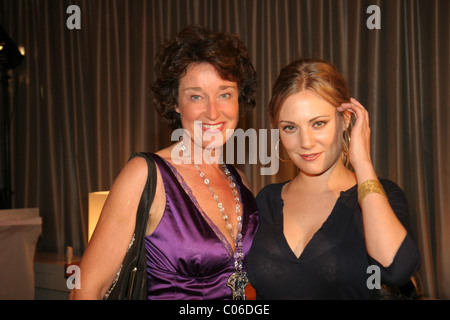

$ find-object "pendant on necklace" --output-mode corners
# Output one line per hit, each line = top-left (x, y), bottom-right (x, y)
(227, 270), (249, 300)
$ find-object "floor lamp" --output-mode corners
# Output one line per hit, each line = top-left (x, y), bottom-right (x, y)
(0, 26), (23, 209)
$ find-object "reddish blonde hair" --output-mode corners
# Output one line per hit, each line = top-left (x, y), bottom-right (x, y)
(268, 58), (353, 169)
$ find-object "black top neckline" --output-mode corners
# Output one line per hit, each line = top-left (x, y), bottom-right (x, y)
(274, 181), (357, 262)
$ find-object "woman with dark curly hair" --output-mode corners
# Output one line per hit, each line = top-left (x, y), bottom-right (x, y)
(71, 25), (258, 300)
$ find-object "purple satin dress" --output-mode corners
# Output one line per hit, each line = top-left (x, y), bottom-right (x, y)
(145, 154), (258, 300)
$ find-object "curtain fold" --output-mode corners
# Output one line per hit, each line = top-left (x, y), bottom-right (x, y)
(0, 0), (448, 299)
(429, 0), (450, 299)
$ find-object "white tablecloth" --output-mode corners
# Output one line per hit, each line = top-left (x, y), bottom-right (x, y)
(0, 208), (42, 300)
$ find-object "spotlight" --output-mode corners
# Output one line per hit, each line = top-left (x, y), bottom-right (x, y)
(0, 26), (23, 70)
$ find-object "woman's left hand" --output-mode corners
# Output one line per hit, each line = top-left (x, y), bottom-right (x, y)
(337, 98), (372, 172)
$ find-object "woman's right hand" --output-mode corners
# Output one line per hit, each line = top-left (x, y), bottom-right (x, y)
(337, 98), (373, 175)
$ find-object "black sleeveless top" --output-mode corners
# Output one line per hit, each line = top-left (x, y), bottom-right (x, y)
(247, 179), (421, 299)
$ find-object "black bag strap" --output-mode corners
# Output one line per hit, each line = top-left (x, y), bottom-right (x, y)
(126, 152), (157, 299)
(130, 152), (157, 240)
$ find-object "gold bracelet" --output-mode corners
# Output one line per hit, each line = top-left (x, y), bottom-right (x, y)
(357, 179), (387, 204)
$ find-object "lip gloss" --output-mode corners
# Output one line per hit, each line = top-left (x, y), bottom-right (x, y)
(300, 153), (321, 161)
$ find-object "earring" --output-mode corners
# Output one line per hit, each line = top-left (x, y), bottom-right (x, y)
(275, 139), (289, 162)
(341, 129), (351, 169)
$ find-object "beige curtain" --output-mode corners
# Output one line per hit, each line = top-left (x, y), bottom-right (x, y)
(1, 0), (448, 299)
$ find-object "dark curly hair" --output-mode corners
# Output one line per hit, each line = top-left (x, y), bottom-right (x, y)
(151, 25), (257, 130)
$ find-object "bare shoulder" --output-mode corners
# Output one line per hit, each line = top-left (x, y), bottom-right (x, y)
(114, 154), (160, 194)
(155, 146), (176, 162)
(92, 154), (161, 240)
(121, 153), (166, 211)
(119, 155), (149, 181)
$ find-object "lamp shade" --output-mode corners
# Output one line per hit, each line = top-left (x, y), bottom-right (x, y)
(88, 191), (109, 241)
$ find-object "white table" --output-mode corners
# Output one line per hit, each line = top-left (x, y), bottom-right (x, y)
(0, 208), (42, 299)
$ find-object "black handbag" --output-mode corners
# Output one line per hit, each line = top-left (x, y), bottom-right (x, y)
(370, 276), (420, 300)
(104, 152), (156, 300)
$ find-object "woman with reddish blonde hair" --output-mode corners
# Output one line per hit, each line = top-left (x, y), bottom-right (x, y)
(247, 59), (420, 299)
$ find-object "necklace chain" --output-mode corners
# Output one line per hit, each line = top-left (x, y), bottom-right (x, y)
(179, 140), (244, 271)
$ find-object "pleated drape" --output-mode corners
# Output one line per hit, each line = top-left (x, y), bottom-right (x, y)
(0, 0), (448, 299)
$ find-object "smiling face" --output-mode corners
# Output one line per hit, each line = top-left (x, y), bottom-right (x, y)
(278, 90), (346, 176)
(176, 63), (239, 150)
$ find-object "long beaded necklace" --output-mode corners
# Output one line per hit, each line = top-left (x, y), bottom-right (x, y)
(179, 140), (249, 300)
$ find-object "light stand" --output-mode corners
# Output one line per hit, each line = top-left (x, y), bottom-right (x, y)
(0, 26), (23, 209)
